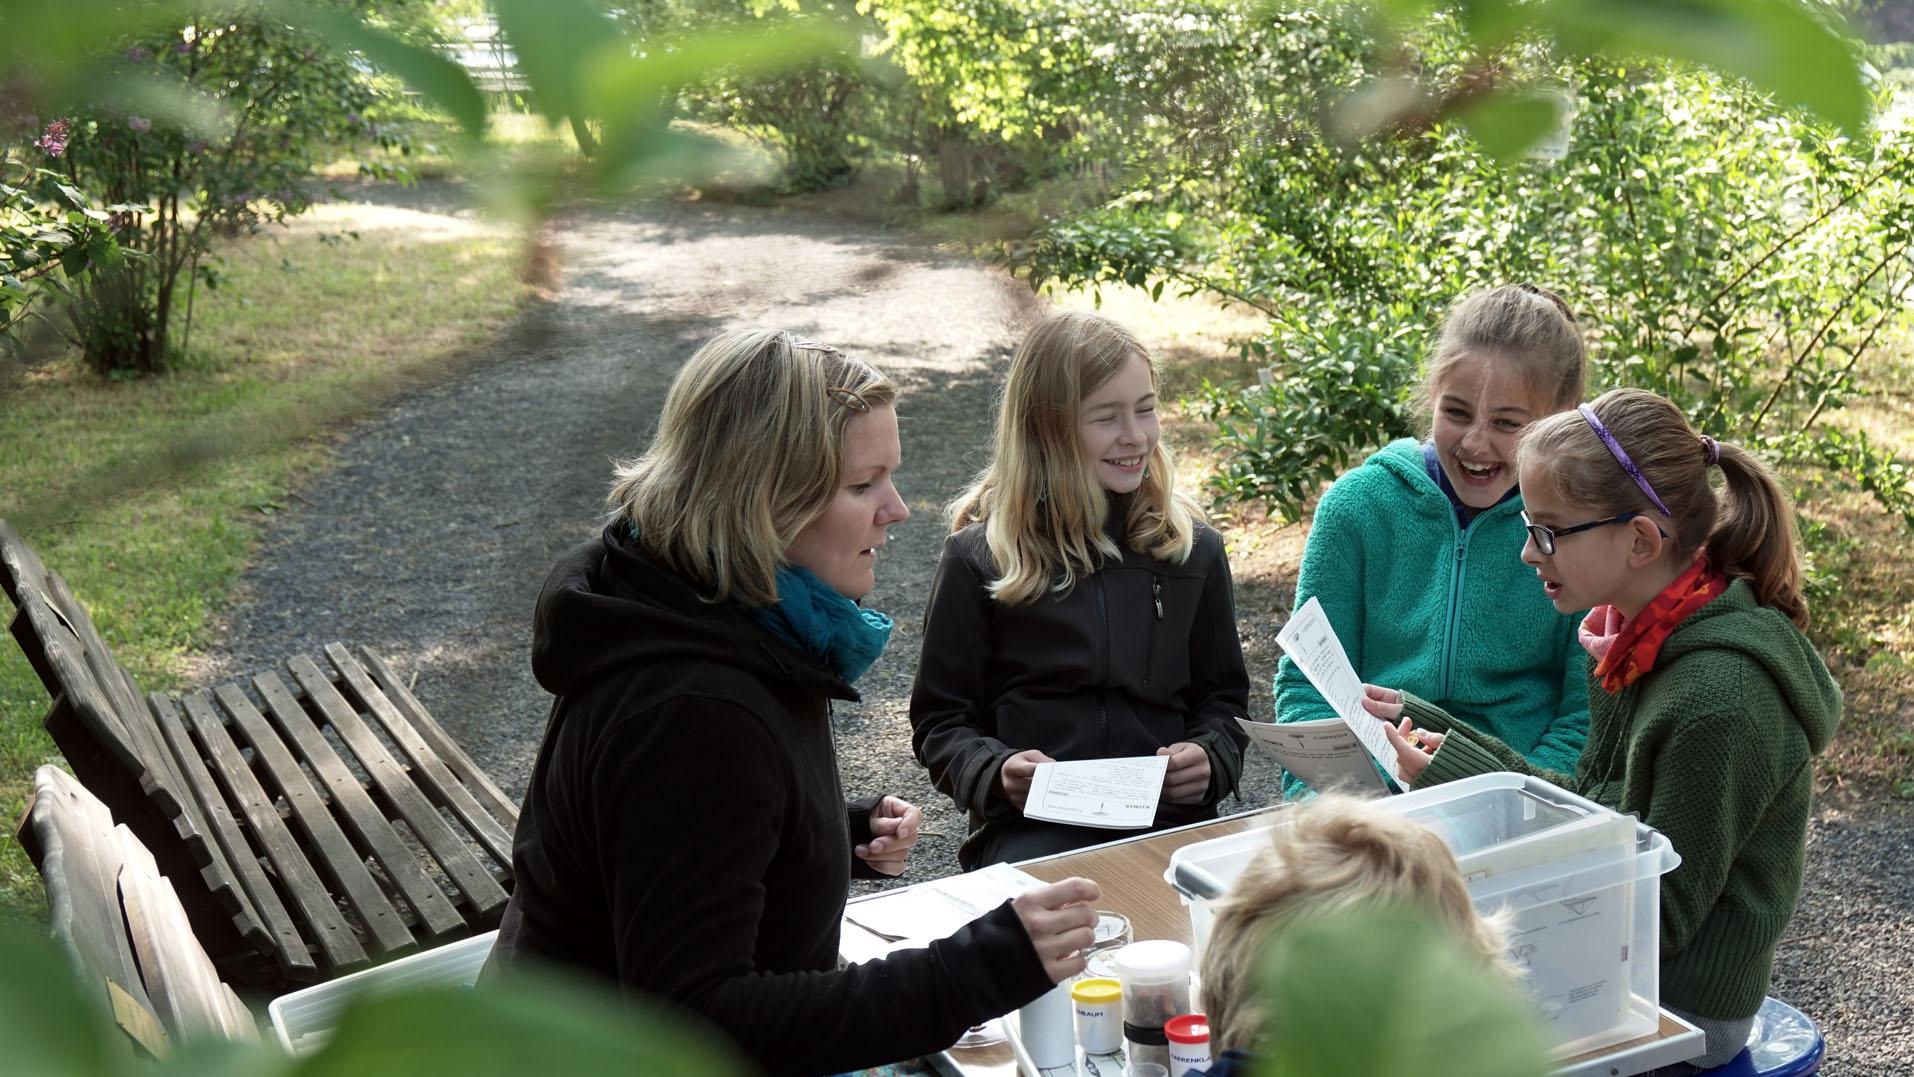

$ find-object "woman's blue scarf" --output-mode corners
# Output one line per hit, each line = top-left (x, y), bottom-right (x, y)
(752, 563), (893, 685)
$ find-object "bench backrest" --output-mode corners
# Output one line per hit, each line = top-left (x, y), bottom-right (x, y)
(17, 765), (258, 1055)
(0, 519), (298, 978)
(1, 520), (519, 990)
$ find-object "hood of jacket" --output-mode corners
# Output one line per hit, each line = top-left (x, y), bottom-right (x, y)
(530, 524), (856, 704)
(1662, 580), (1842, 755)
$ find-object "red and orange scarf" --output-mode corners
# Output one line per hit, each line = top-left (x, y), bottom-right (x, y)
(1578, 555), (1729, 693)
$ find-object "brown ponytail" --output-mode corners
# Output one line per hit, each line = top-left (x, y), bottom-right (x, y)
(1708, 441), (1807, 628)
(1518, 388), (1809, 628)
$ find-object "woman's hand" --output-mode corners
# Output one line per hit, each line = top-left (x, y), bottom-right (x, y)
(1011, 877), (1102, 984)
(856, 796), (922, 876)
(1000, 749), (1056, 811)
(1158, 742), (1212, 804)
(1381, 716), (1443, 784)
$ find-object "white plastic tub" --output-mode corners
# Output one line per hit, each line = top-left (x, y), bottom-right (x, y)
(1166, 774), (1681, 1057)
(268, 930), (498, 1057)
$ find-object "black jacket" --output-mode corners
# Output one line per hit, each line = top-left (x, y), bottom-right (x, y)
(909, 513), (1251, 867)
(493, 526), (1053, 1075)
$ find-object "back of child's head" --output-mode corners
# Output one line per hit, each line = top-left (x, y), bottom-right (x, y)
(1199, 795), (1511, 1053)
(949, 311), (1197, 605)
(1518, 387), (1807, 627)
(1420, 284), (1586, 422)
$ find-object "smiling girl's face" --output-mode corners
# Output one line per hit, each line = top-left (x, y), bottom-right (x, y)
(1078, 356), (1159, 494)
(1430, 354), (1539, 509)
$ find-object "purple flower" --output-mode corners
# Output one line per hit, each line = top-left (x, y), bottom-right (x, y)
(128, 115), (152, 133)
(33, 118), (69, 157)
(187, 140), (207, 155)
(346, 112), (361, 125)
(124, 45), (152, 62)
(176, 40), (192, 55)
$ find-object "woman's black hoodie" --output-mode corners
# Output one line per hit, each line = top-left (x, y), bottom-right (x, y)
(492, 526), (1052, 1075)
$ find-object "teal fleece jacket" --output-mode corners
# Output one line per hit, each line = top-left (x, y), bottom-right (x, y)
(1273, 439), (1590, 799)
(1408, 581), (1842, 1020)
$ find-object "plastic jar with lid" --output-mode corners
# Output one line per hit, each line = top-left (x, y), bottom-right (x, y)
(1113, 940), (1192, 1069)
(1165, 1013), (1212, 1077)
(1070, 978), (1123, 1055)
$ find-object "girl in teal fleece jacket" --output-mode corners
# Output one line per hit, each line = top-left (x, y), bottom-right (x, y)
(1273, 285), (1591, 799)
(1377, 389), (1841, 1069)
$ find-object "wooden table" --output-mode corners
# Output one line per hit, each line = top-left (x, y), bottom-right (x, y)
(842, 809), (1703, 1077)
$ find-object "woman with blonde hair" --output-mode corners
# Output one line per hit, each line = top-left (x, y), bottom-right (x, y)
(490, 330), (1102, 1075)
(910, 311), (1250, 867)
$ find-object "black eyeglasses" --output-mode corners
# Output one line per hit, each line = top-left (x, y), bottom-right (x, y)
(1521, 510), (1662, 556)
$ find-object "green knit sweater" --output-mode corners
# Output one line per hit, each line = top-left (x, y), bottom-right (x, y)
(1407, 581), (1842, 1020)
(1273, 439), (1590, 799)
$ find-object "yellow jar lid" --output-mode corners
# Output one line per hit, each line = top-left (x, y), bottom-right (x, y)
(1071, 977), (1122, 1004)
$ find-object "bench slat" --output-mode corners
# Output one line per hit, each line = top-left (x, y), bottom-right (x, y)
(289, 655), (507, 917)
(220, 680), (464, 940)
(328, 644), (514, 867)
(116, 824), (259, 1042)
(178, 690), (377, 971)
(149, 693), (313, 979)
(44, 632), (283, 972)
(21, 766), (156, 1059)
(360, 647), (519, 829)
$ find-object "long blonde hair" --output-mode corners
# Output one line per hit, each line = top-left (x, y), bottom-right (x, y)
(948, 312), (1197, 605)
(1518, 388), (1808, 628)
(607, 329), (895, 607)
(1200, 795), (1514, 1054)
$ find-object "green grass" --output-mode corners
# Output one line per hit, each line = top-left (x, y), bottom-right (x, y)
(0, 197), (528, 925)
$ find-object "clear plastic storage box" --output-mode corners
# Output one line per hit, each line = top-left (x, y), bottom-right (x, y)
(1166, 773), (1681, 1057)
(268, 929), (498, 1057)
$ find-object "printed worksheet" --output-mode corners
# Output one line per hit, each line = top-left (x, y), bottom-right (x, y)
(1235, 716), (1390, 794)
(1022, 756), (1169, 829)
(842, 862), (1046, 947)
(1275, 596), (1406, 787)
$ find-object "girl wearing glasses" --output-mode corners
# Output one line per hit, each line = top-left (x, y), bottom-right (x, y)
(1372, 388), (1840, 1069)
(1272, 285), (1591, 799)
(909, 312), (1251, 868)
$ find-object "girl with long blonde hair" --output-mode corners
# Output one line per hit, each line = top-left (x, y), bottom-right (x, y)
(910, 311), (1250, 867)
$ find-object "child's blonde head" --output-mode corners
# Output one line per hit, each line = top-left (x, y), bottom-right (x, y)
(1517, 387), (1807, 627)
(1420, 284), (1586, 423)
(949, 312), (1197, 605)
(1199, 795), (1512, 1053)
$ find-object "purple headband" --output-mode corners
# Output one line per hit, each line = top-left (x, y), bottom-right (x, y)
(1577, 404), (1671, 516)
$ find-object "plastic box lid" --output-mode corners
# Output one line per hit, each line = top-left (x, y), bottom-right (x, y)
(268, 930), (498, 1057)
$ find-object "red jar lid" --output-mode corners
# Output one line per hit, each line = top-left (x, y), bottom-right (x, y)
(1165, 1014), (1210, 1044)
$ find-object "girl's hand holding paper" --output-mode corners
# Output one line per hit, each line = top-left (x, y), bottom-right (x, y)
(1157, 741), (1211, 804)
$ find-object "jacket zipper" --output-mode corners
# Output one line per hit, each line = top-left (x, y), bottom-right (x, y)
(1094, 573), (1110, 754)
(1441, 516), (1468, 699)
(1143, 576), (1163, 684)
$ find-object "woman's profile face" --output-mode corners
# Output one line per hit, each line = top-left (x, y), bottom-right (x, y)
(785, 403), (909, 601)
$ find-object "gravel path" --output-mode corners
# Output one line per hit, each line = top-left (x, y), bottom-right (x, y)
(206, 189), (1910, 1075)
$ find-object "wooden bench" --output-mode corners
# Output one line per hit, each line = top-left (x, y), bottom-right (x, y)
(0, 519), (517, 990)
(17, 765), (259, 1056)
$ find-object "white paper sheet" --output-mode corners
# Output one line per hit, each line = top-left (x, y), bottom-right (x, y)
(1275, 595), (1405, 787)
(1235, 716), (1390, 794)
(1022, 755), (1169, 830)
(841, 862), (1046, 946)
